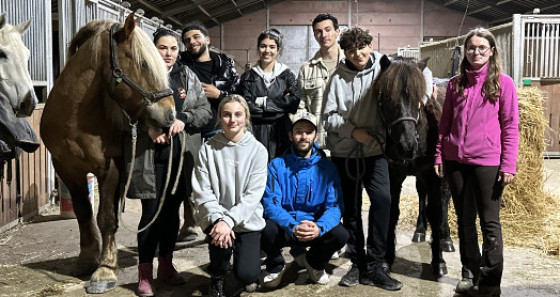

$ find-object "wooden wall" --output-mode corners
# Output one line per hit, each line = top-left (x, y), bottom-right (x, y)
(0, 106), (50, 232)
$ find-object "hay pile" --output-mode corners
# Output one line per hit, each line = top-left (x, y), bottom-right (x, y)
(397, 87), (560, 256)
(500, 87), (559, 255)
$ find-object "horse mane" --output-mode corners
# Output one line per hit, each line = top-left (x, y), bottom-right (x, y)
(374, 57), (426, 106)
(68, 18), (168, 88)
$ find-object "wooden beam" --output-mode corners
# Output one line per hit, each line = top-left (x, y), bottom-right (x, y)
(468, 5), (492, 16)
(443, 0), (460, 7)
(198, 5), (220, 25)
(136, 0), (183, 26)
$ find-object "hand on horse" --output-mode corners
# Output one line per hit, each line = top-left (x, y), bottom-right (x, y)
(294, 220), (319, 242)
(498, 171), (515, 186)
(210, 220), (235, 248)
(201, 83), (221, 99)
(168, 119), (185, 137)
(148, 128), (169, 144)
(351, 128), (374, 144)
(434, 164), (444, 178)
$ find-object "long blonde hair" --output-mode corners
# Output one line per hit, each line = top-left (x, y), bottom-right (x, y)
(216, 94), (252, 131)
(456, 27), (501, 103)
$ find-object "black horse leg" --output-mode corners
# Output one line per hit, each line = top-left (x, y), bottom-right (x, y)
(386, 167), (406, 268)
(426, 176), (447, 276)
(413, 180), (427, 242)
(440, 178), (455, 252)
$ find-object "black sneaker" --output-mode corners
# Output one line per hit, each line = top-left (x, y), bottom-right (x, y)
(208, 277), (225, 297)
(366, 266), (403, 291)
(339, 264), (360, 286)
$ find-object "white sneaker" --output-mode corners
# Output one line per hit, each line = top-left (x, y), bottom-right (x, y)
(261, 267), (285, 288)
(299, 254), (329, 285)
(330, 250), (340, 260)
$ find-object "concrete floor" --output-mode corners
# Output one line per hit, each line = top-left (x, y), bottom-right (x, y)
(0, 160), (559, 297)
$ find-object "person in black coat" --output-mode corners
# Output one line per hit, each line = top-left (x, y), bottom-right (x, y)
(237, 29), (300, 160)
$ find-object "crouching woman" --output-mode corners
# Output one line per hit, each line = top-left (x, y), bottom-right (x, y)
(192, 94), (269, 296)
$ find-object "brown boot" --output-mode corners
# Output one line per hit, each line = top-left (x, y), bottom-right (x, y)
(137, 263), (155, 297)
(157, 253), (186, 285)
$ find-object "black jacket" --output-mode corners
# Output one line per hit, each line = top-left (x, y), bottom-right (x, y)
(180, 49), (239, 100)
(237, 67), (300, 122)
(180, 49), (239, 136)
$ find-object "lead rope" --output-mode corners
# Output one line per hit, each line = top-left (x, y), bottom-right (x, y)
(171, 131), (185, 195)
(119, 124), (173, 234)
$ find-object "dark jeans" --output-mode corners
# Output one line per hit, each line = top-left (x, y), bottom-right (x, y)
(207, 228), (261, 285)
(445, 161), (503, 286)
(332, 155), (391, 271)
(261, 219), (349, 273)
(138, 162), (185, 263)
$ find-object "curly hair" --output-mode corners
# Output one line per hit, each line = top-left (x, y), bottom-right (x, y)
(456, 27), (502, 103)
(339, 27), (373, 51)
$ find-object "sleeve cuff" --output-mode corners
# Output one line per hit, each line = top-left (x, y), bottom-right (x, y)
(222, 216), (234, 229)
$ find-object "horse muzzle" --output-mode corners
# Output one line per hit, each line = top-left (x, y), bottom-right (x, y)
(15, 90), (38, 117)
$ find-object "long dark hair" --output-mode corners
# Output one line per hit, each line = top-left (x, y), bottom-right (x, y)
(456, 27), (502, 103)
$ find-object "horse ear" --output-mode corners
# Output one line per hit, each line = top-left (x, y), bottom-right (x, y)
(418, 57), (430, 71)
(123, 13), (136, 39)
(380, 55), (391, 71)
(0, 13), (6, 30)
(15, 19), (32, 34)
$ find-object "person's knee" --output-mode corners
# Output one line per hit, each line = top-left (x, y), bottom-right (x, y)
(235, 266), (260, 284)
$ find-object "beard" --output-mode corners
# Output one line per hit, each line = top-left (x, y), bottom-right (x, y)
(188, 43), (207, 60)
(294, 141), (313, 157)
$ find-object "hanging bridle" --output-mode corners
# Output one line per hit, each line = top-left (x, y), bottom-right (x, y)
(109, 23), (173, 123)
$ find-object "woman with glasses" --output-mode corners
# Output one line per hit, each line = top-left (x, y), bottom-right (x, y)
(237, 29), (300, 160)
(434, 28), (519, 297)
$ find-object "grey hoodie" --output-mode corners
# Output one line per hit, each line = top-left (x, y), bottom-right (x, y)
(192, 131), (268, 233)
(322, 51), (385, 158)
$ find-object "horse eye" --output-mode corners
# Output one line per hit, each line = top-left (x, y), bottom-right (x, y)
(0, 51), (7, 59)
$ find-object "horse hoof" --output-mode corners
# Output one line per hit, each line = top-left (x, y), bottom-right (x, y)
(440, 239), (455, 252)
(431, 262), (448, 276)
(85, 281), (117, 294)
(412, 232), (426, 242)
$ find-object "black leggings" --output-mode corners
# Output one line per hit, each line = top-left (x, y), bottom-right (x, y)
(207, 228), (261, 285)
(137, 162), (185, 264)
(445, 161), (503, 286)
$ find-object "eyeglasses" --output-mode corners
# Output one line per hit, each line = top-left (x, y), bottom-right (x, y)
(466, 46), (493, 54)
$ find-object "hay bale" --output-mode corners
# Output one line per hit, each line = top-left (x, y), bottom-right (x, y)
(501, 87), (559, 255)
(397, 87), (560, 256)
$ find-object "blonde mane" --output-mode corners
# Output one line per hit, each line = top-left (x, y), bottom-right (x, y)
(85, 19), (168, 88)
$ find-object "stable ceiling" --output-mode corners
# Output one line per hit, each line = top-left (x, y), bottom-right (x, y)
(121, 0), (560, 28)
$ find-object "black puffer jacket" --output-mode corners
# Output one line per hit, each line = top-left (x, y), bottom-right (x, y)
(237, 63), (300, 159)
(180, 49), (239, 136)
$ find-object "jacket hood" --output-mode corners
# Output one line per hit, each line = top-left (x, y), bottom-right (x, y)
(251, 61), (289, 80)
(211, 130), (256, 147)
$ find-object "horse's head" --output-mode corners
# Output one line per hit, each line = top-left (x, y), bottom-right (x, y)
(100, 14), (175, 130)
(374, 55), (428, 161)
(0, 14), (37, 117)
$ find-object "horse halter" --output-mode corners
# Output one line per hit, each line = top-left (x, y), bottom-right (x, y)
(109, 23), (173, 123)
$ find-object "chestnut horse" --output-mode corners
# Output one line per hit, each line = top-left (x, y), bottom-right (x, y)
(0, 13), (37, 117)
(41, 14), (175, 293)
(372, 56), (448, 276)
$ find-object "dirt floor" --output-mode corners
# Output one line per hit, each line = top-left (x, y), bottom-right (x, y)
(0, 160), (559, 297)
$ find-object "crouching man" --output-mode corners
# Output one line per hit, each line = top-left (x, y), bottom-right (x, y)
(260, 112), (349, 288)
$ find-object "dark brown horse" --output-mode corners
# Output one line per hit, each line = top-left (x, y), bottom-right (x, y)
(40, 14), (175, 293)
(373, 55), (448, 276)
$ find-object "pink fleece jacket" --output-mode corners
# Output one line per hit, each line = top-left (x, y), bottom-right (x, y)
(435, 65), (519, 174)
